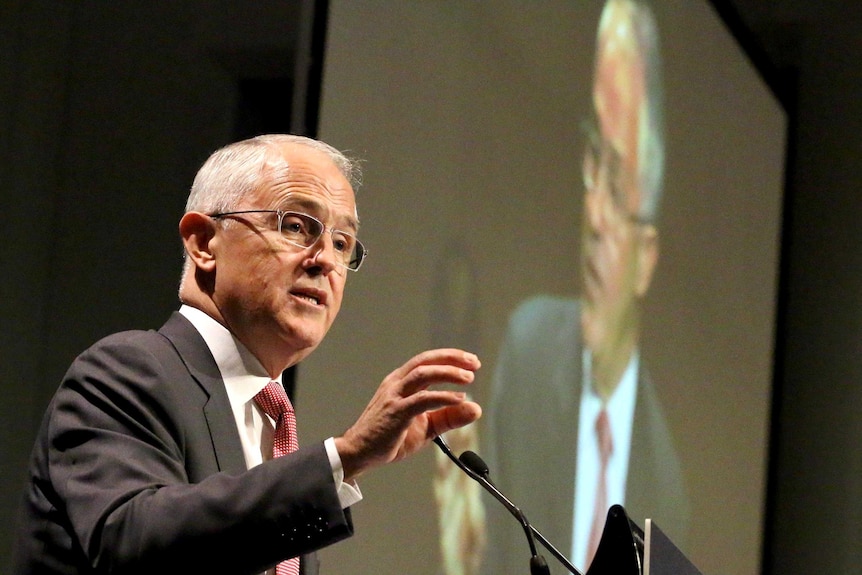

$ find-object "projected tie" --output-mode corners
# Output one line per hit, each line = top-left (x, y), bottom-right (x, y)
(586, 409), (613, 567)
(254, 381), (300, 575)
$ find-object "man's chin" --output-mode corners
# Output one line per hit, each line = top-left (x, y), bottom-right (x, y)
(285, 329), (323, 351)
(283, 321), (329, 354)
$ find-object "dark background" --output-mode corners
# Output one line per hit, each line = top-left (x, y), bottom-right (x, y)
(1, 1), (859, 573)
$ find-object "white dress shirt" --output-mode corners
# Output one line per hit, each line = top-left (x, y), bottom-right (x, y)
(571, 350), (638, 571)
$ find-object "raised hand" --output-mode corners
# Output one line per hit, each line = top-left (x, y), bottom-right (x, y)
(335, 348), (482, 482)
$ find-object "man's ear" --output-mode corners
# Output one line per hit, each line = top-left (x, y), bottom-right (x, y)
(179, 212), (218, 273)
(635, 224), (659, 297)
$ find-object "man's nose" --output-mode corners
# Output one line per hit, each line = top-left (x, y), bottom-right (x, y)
(305, 232), (340, 274)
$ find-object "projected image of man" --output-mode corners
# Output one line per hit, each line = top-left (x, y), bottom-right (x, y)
(434, 2), (689, 574)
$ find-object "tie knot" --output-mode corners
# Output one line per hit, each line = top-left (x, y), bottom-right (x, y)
(254, 381), (294, 422)
(595, 409), (614, 462)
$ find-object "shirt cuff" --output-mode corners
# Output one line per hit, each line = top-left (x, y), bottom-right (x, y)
(324, 437), (363, 508)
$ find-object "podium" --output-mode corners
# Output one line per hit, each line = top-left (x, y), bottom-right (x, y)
(586, 505), (702, 575)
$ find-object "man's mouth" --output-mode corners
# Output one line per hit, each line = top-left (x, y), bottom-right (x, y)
(290, 288), (325, 306)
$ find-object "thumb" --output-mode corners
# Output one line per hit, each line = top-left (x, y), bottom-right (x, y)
(429, 401), (482, 438)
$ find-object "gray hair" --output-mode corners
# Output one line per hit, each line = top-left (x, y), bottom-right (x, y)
(597, 0), (665, 222)
(185, 134), (362, 215)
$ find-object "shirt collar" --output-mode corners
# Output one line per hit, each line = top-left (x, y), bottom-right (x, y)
(582, 349), (639, 407)
(581, 348), (640, 447)
(179, 304), (277, 404)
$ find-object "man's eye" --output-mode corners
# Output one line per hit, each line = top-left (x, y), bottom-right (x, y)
(281, 216), (308, 235)
(332, 232), (354, 253)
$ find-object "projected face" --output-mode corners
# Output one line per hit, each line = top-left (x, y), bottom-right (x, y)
(580, 0), (658, 398)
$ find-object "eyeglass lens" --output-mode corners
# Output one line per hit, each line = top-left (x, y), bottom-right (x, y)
(278, 212), (365, 270)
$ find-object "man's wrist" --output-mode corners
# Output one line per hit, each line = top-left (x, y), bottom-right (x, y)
(325, 437), (362, 507)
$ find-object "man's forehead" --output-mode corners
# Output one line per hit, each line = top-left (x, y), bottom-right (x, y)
(594, 48), (644, 165)
(254, 145), (359, 229)
(594, 7), (645, 122)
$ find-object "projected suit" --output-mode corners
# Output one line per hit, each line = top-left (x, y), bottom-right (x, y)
(481, 296), (688, 574)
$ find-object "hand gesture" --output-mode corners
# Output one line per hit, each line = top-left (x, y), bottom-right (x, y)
(335, 349), (482, 482)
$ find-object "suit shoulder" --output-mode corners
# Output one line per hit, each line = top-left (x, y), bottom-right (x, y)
(89, 327), (166, 348)
(76, 328), (174, 363)
(64, 327), (184, 393)
(506, 295), (579, 337)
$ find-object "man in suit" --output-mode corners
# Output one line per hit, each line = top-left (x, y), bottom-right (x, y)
(434, 2), (687, 574)
(13, 134), (482, 575)
(485, 1), (687, 572)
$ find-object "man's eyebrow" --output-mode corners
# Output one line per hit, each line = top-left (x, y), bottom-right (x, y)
(280, 196), (323, 212)
(279, 196), (359, 232)
(339, 211), (360, 233)
(342, 216), (359, 233)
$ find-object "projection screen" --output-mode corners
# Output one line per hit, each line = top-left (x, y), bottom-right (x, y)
(300, 2), (786, 575)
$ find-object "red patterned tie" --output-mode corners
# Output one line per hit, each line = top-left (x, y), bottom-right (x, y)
(254, 381), (300, 575)
(586, 409), (613, 567)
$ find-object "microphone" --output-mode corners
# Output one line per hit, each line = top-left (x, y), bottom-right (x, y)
(458, 449), (548, 574)
(434, 435), (581, 575)
(458, 450), (489, 476)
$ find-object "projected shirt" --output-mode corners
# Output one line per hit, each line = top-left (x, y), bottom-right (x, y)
(571, 349), (638, 571)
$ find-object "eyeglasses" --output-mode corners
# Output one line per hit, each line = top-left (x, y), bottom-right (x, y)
(581, 120), (651, 226)
(209, 210), (368, 271)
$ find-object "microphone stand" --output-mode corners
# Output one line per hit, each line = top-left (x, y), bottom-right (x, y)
(434, 435), (581, 575)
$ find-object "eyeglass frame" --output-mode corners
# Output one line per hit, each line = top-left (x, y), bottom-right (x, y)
(580, 118), (652, 227)
(208, 209), (368, 271)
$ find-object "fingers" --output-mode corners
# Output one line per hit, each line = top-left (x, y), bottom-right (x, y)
(389, 349), (481, 397)
(397, 349), (482, 374)
(337, 349), (482, 481)
(390, 350), (481, 430)
(426, 401), (482, 438)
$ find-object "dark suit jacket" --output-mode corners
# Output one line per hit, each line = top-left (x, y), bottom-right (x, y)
(13, 312), (353, 575)
(482, 296), (688, 574)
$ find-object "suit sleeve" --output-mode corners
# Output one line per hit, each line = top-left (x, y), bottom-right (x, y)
(35, 331), (352, 575)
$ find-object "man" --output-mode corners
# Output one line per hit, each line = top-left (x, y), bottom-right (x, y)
(13, 134), (482, 575)
(435, 2), (687, 574)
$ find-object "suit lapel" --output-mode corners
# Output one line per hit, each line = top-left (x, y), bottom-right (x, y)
(538, 304), (582, 554)
(160, 312), (325, 571)
(159, 312), (247, 475)
(555, 335), (582, 550)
